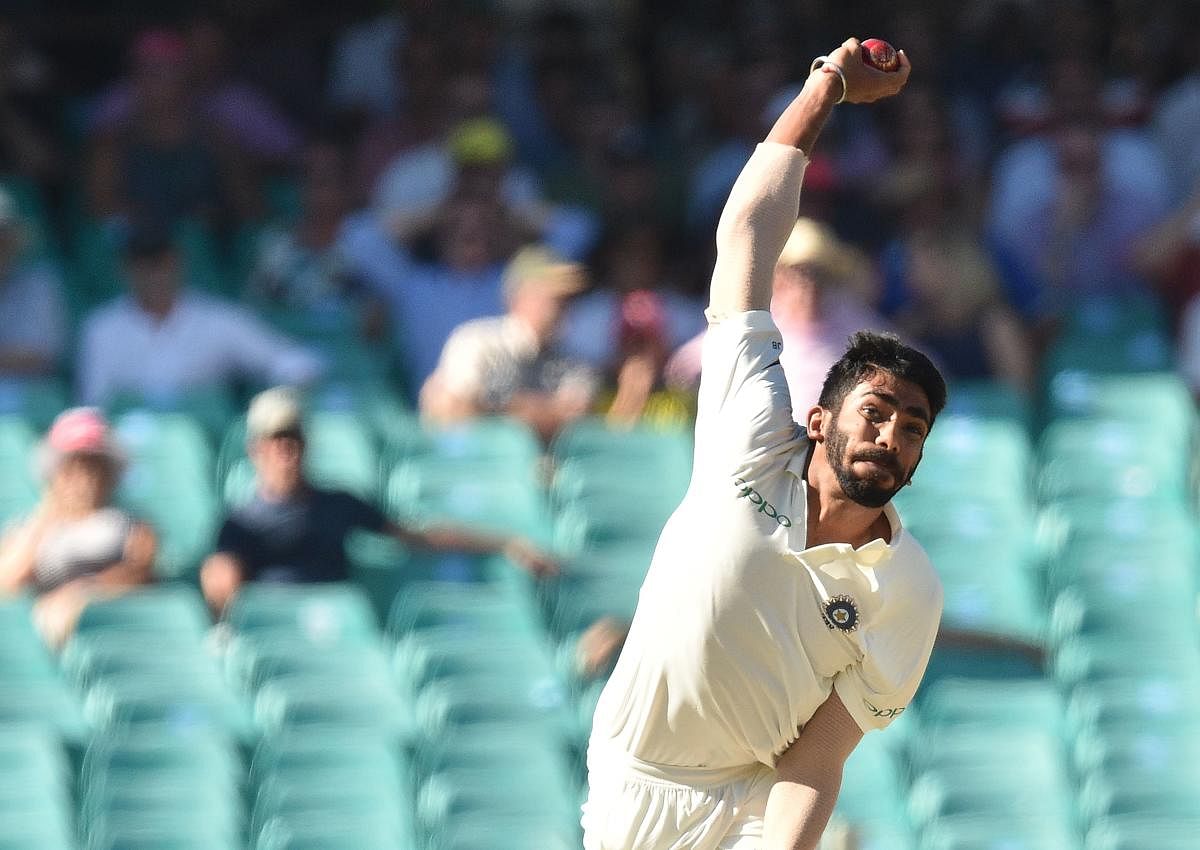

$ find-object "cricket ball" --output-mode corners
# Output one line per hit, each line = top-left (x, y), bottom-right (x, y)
(861, 38), (900, 72)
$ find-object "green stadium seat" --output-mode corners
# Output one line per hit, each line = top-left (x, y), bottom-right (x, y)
(227, 583), (379, 645)
(82, 671), (250, 739)
(917, 678), (1065, 736)
(253, 674), (411, 741)
(418, 767), (578, 846)
(941, 379), (1033, 428)
(1077, 774), (1200, 824)
(1072, 727), (1200, 787)
(387, 581), (544, 640)
(1084, 815), (1200, 850)
(250, 783), (413, 847)
(62, 635), (226, 694)
(1067, 678), (1200, 736)
(103, 386), (239, 445)
(1035, 418), (1187, 503)
(390, 464), (551, 540)
(229, 638), (393, 694)
(0, 681), (88, 743)
(1053, 636), (1200, 690)
(76, 586), (212, 639)
(1035, 498), (1200, 560)
(414, 674), (571, 739)
(1048, 586), (1198, 650)
(248, 734), (410, 792)
(1042, 371), (1193, 438)
(394, 630), (559, 705)
(915, 414), (1033, 498)
(918, 816), (1083, 850)
(0, 378), (69, 433)
(431, 812), (578, 850)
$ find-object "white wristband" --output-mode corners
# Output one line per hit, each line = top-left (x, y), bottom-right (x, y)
(810, 55), (847, 105)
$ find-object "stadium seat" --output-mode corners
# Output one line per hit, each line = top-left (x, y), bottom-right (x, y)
(917, 678), (1065, 737)
(1066, 677), (1200, 736)
(253, 674), (412, 741)
(914, 414), (1033, 499)
(229, 638), (393, 695)
(1035, 418), (1187, 503)
(836, 732), (910, 828)
(918, 816), (1083, 850)
(387, 580), (544, 640)
(0, 377), (69, 433)
(76, 586), (212, 639)
(941, 378), (1033, 428)
(1084, 815), (1200, 850)
(1042, 371), (1193, 439)
(227, 583), (379, 645)
(413, 674), (571, 739)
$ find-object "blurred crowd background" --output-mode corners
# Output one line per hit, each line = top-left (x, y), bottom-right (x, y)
(1, 0), (1199, 849)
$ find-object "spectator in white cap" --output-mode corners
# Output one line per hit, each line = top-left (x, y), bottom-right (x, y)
(200, 386), (558, 616)
(0, 186), (67, 382)
(0, 407), (156, 647)
(420, 244), (597, 442)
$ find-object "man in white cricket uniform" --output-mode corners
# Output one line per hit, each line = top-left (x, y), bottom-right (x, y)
(583, 40), (945, 850)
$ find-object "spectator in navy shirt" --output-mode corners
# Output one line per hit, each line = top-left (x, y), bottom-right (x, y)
(200, 386), (557, 615)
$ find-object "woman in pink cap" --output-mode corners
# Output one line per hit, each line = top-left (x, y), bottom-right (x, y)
(0, 408), (156, 647)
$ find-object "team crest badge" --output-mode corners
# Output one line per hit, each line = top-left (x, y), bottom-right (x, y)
(823, 595), (860, 632)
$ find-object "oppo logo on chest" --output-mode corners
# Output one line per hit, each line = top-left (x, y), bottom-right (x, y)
(734, 478), (792, 527)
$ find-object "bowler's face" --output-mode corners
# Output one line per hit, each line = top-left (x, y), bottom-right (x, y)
(825, 371), (931, 508)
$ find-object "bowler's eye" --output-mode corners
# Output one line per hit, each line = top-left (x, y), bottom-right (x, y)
(861, 405), (883, 421)
(905, 423), (927, 438)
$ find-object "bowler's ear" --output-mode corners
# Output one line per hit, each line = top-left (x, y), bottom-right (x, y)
(805, 406), (829, 442)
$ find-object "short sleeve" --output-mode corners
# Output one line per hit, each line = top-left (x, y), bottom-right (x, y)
(833, 576), (943, 733)
(693, 310), (802, 481)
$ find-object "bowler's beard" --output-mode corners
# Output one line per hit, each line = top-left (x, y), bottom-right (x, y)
(824, 414), (908, 509)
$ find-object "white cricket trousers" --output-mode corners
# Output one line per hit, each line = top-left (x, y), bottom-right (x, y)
(581, 745), (776, 850)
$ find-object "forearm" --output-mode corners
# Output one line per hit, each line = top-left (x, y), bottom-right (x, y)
(399, 523), (507, 557)
(708, 74), (840, 317)
(762, 769), (843, 850)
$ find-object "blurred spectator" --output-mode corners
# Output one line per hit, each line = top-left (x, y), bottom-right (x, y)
(77, 225), (324, 407)
(375, 115), (597, 261)
(0, 17), (61, 185)
(84, 29), (238, 228)
(0, 188), (66, 379)
(342, 194), (509, 398)
(200, 386), (557, 615)
(90, 21), (300, 162)
(987, 58), (1170, 325)
(1132, 184), (1200, 321)
(420, 245), (596, 442)
(246, 138), (386, 337)
(876, 111), (1035, 392)
(882, 219), (1035, 393)
(326, 4), (405, 120)
(0, 408), (156, 648)
(666, 219), (891, 413)
(560, 225), (704, 428)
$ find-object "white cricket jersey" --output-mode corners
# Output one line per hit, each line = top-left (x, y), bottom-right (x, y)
(589, 308), (943, 772)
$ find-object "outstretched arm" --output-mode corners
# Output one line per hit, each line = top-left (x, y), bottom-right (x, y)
(708, 39), (910, 318)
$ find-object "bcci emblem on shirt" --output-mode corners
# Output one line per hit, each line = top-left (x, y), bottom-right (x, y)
(822, 594), (860, 632)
